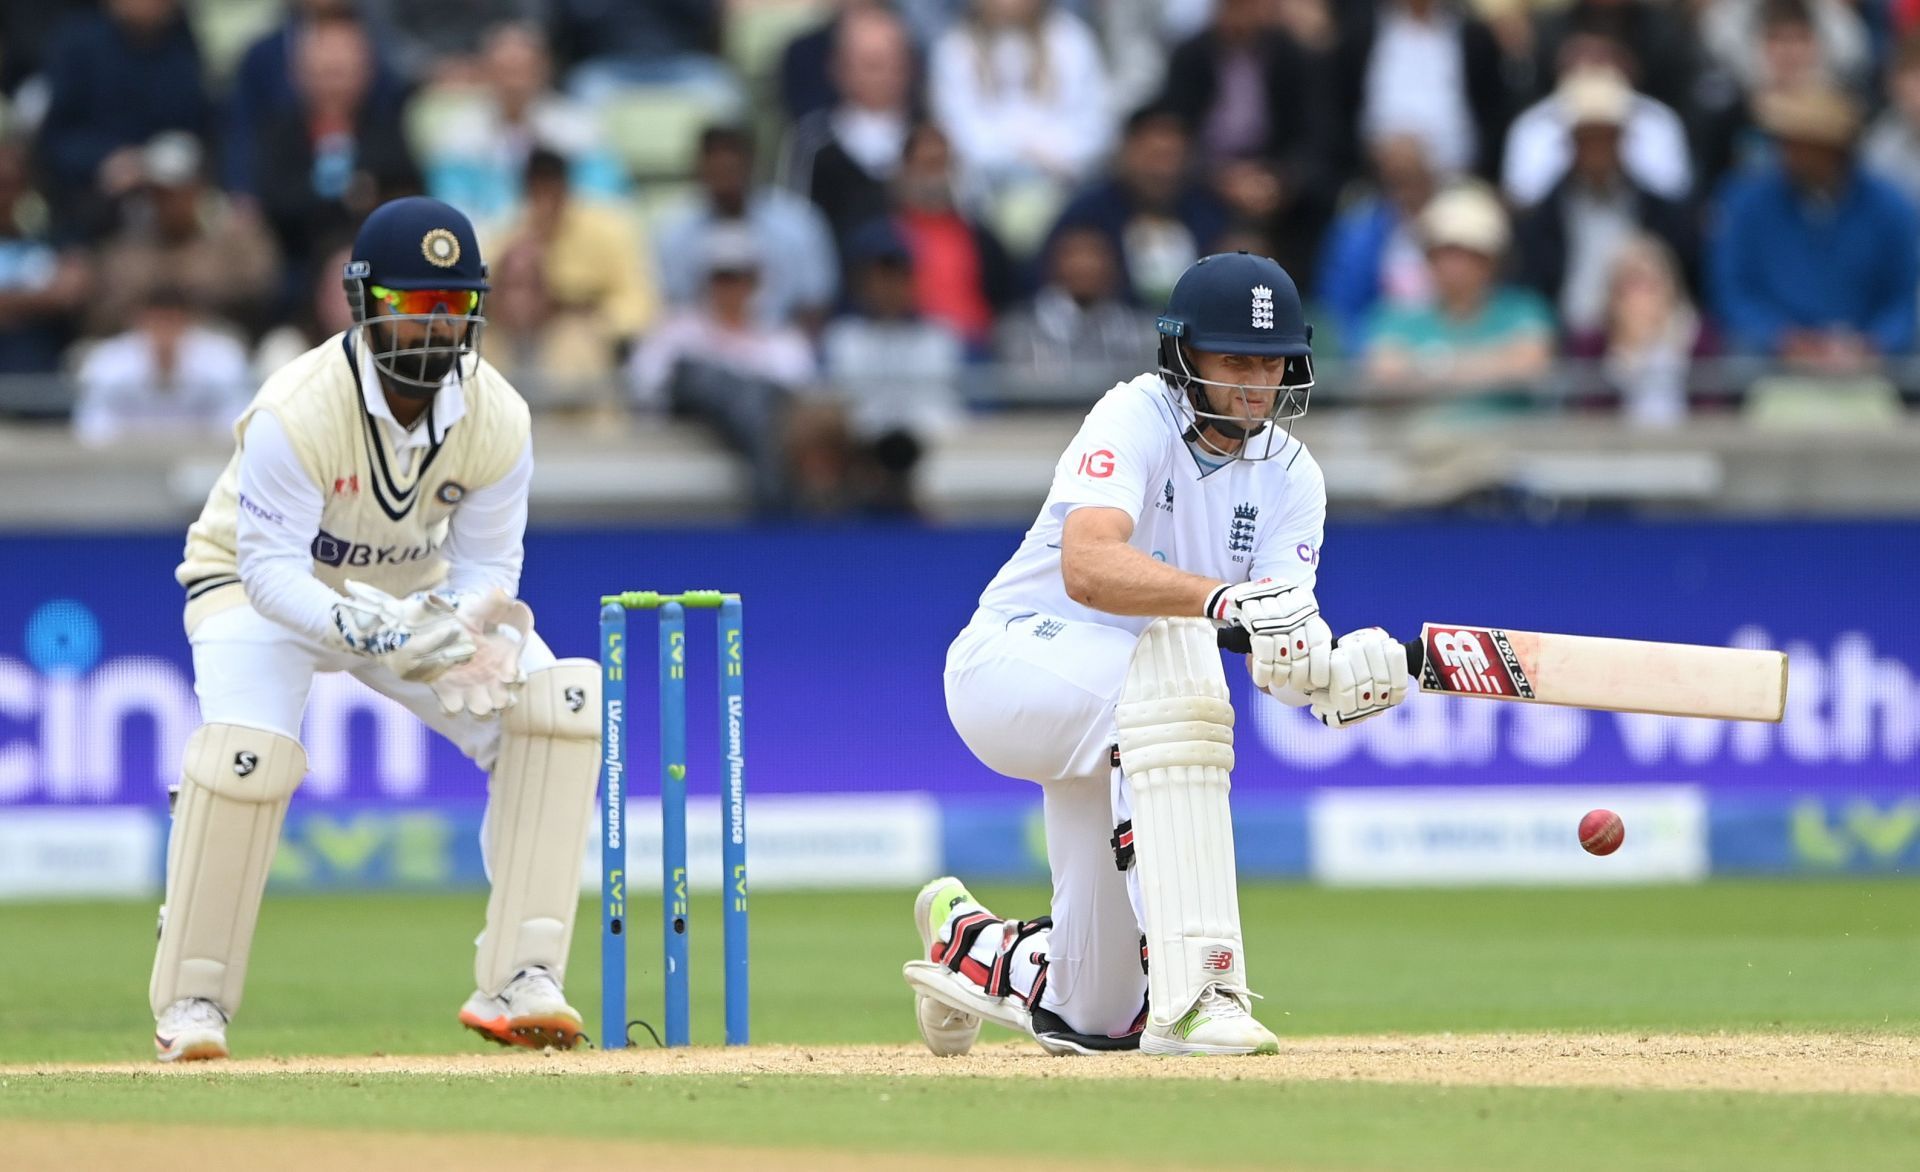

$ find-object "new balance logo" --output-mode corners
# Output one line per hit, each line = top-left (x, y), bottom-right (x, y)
(1251, 284), (1275, 330)
(1202, 945), (1235, 973)
(1431, 630), (1504, 694)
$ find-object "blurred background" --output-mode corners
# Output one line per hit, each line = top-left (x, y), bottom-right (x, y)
(0, 0), (1916, 901)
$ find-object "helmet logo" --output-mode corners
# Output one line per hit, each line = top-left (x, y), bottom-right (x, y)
(1251, 284), (1274, 330)
(422, 229), (461, 268)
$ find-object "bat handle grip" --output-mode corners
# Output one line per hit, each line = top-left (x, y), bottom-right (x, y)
(1215, 626), (1426, 676)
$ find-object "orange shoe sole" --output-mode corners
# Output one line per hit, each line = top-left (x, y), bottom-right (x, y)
(156, 1038), (228, 1063)
(459, 1009), (585, 1051)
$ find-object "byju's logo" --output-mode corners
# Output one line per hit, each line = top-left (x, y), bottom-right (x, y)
(311, 529), (438, 569)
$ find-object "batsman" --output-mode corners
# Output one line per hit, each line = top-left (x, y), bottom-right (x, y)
(154, 197), (601, 1061)
(911, 253), (1411, 1057)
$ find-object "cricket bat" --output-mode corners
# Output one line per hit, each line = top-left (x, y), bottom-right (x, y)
(1218, 623), (1787, 722)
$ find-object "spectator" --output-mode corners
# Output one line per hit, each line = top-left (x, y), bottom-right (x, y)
(928, 0), (1113, 198)
(36, 0), (213, 242)
(654, 126), (840, 330)
(1862, 34), (1920, 209)
(995, 223), (1158, 393)
(1513, 68), (1697, 337)
(1155, 0), (1336, 278)
(0, 2), (94, 102)
(1695, 0), (1845, 181)
(422, 22), (627, 232)
(821, 221), (965, 511)
(1502, 41), (1694, 207)
(358, 0), (545, 84)
(1365, 183), (1555, 405)
(628, 225), (826, 513)
(488, 148), (659, 392)
(252, 237), (356, 375)
(1044, 107), (1230, 308)
(1698, 0), (1872, 98)
(1097, 0), (1179, 118)
(545, 0), (740, 111)
(254, 14), (421, 296)
(1567, 233), (1710, 427)
(222, 0), (406, 199)
(1529, 0), (1699, 116)
(781, 0), (914, 124)
(785, 6), (919, 249)
(1314, 133), (1439, 354)
(890, 122), (1018, 351)
(89, 132), (281, 339)
(1333, 0), (1522, 183)
(0, 139), (88, 390)
(1709, 87), (1919, 364)
(73, 287), (252, 447)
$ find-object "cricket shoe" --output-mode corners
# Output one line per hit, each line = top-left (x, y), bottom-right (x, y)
(902, 876), (1046, 1052)
(459, 966), (585, 1050)
(154, 997), (229, 1063)
(1141, 984), (1278, 1056)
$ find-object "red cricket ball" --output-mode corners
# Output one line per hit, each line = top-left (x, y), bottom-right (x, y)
(1579, 809), (1625, 856)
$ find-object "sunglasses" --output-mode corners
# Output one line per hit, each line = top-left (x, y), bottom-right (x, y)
(368, 285), (480, 316)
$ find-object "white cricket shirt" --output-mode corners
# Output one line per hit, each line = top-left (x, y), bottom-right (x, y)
(974, 374), (1327, 636)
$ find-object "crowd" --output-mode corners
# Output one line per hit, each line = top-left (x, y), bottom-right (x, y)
(1, 0), (1917, 510)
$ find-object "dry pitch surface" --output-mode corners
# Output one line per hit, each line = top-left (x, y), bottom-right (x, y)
(8, 1032), (1917, 1096)
(7, 1034), (1918, 1171)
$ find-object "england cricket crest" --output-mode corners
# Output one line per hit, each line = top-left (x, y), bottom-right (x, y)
(1227, 502), (1258, 555)
(1251, 284), (1275, 330)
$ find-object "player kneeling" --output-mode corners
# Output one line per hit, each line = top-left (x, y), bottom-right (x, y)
(908, 253), (1408, 1057)
(153, 198), (599, 1061)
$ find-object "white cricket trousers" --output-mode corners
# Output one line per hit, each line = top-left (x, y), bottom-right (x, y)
(943, 609), (1146, 1037)
(189, 602), (557, 770)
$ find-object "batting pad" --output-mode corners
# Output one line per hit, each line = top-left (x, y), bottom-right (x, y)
(1113, 617), (1245, 1029)
(476, 659), (601, 996)
(150, 723), (306, 1017)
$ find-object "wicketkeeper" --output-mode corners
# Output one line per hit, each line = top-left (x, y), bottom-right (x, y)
(154, 197), (600, 1061)
(909, 253), (1412, 1056)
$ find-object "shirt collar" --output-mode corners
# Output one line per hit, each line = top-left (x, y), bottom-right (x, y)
(354, 337), (467, 448)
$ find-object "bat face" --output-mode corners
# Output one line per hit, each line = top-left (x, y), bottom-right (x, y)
(1415, 624), (1787, 723)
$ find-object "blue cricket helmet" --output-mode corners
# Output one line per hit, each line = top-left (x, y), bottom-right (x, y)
(344, 197), (489, 395)
(348, 195), (489, 291)
(1155, 251), (1315, 461)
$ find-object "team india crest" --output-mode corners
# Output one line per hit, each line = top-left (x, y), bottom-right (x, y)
(1251, 284), (1274, 330)
(422, 228), (461, 267)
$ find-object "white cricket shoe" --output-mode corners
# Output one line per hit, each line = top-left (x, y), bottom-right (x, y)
(459, 966), (584, 1050)
(154, 997), (229, 1063)
(1140, 984), (1279, 1056)
(905, 876), (985, 1057)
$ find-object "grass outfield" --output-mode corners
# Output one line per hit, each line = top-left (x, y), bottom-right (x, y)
(3, 880), (1917, 1170)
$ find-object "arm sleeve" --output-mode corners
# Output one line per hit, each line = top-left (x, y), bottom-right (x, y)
(1043, 393), (1160, 526)
(440, 438), (532, 597)
(234, 411), (346, 642)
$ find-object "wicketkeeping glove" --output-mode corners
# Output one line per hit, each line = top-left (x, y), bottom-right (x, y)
(330, 581), (476, 681)
(427, 589), (534, 719)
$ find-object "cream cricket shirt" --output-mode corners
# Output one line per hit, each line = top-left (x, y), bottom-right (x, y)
(178, 333), (532, 639)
